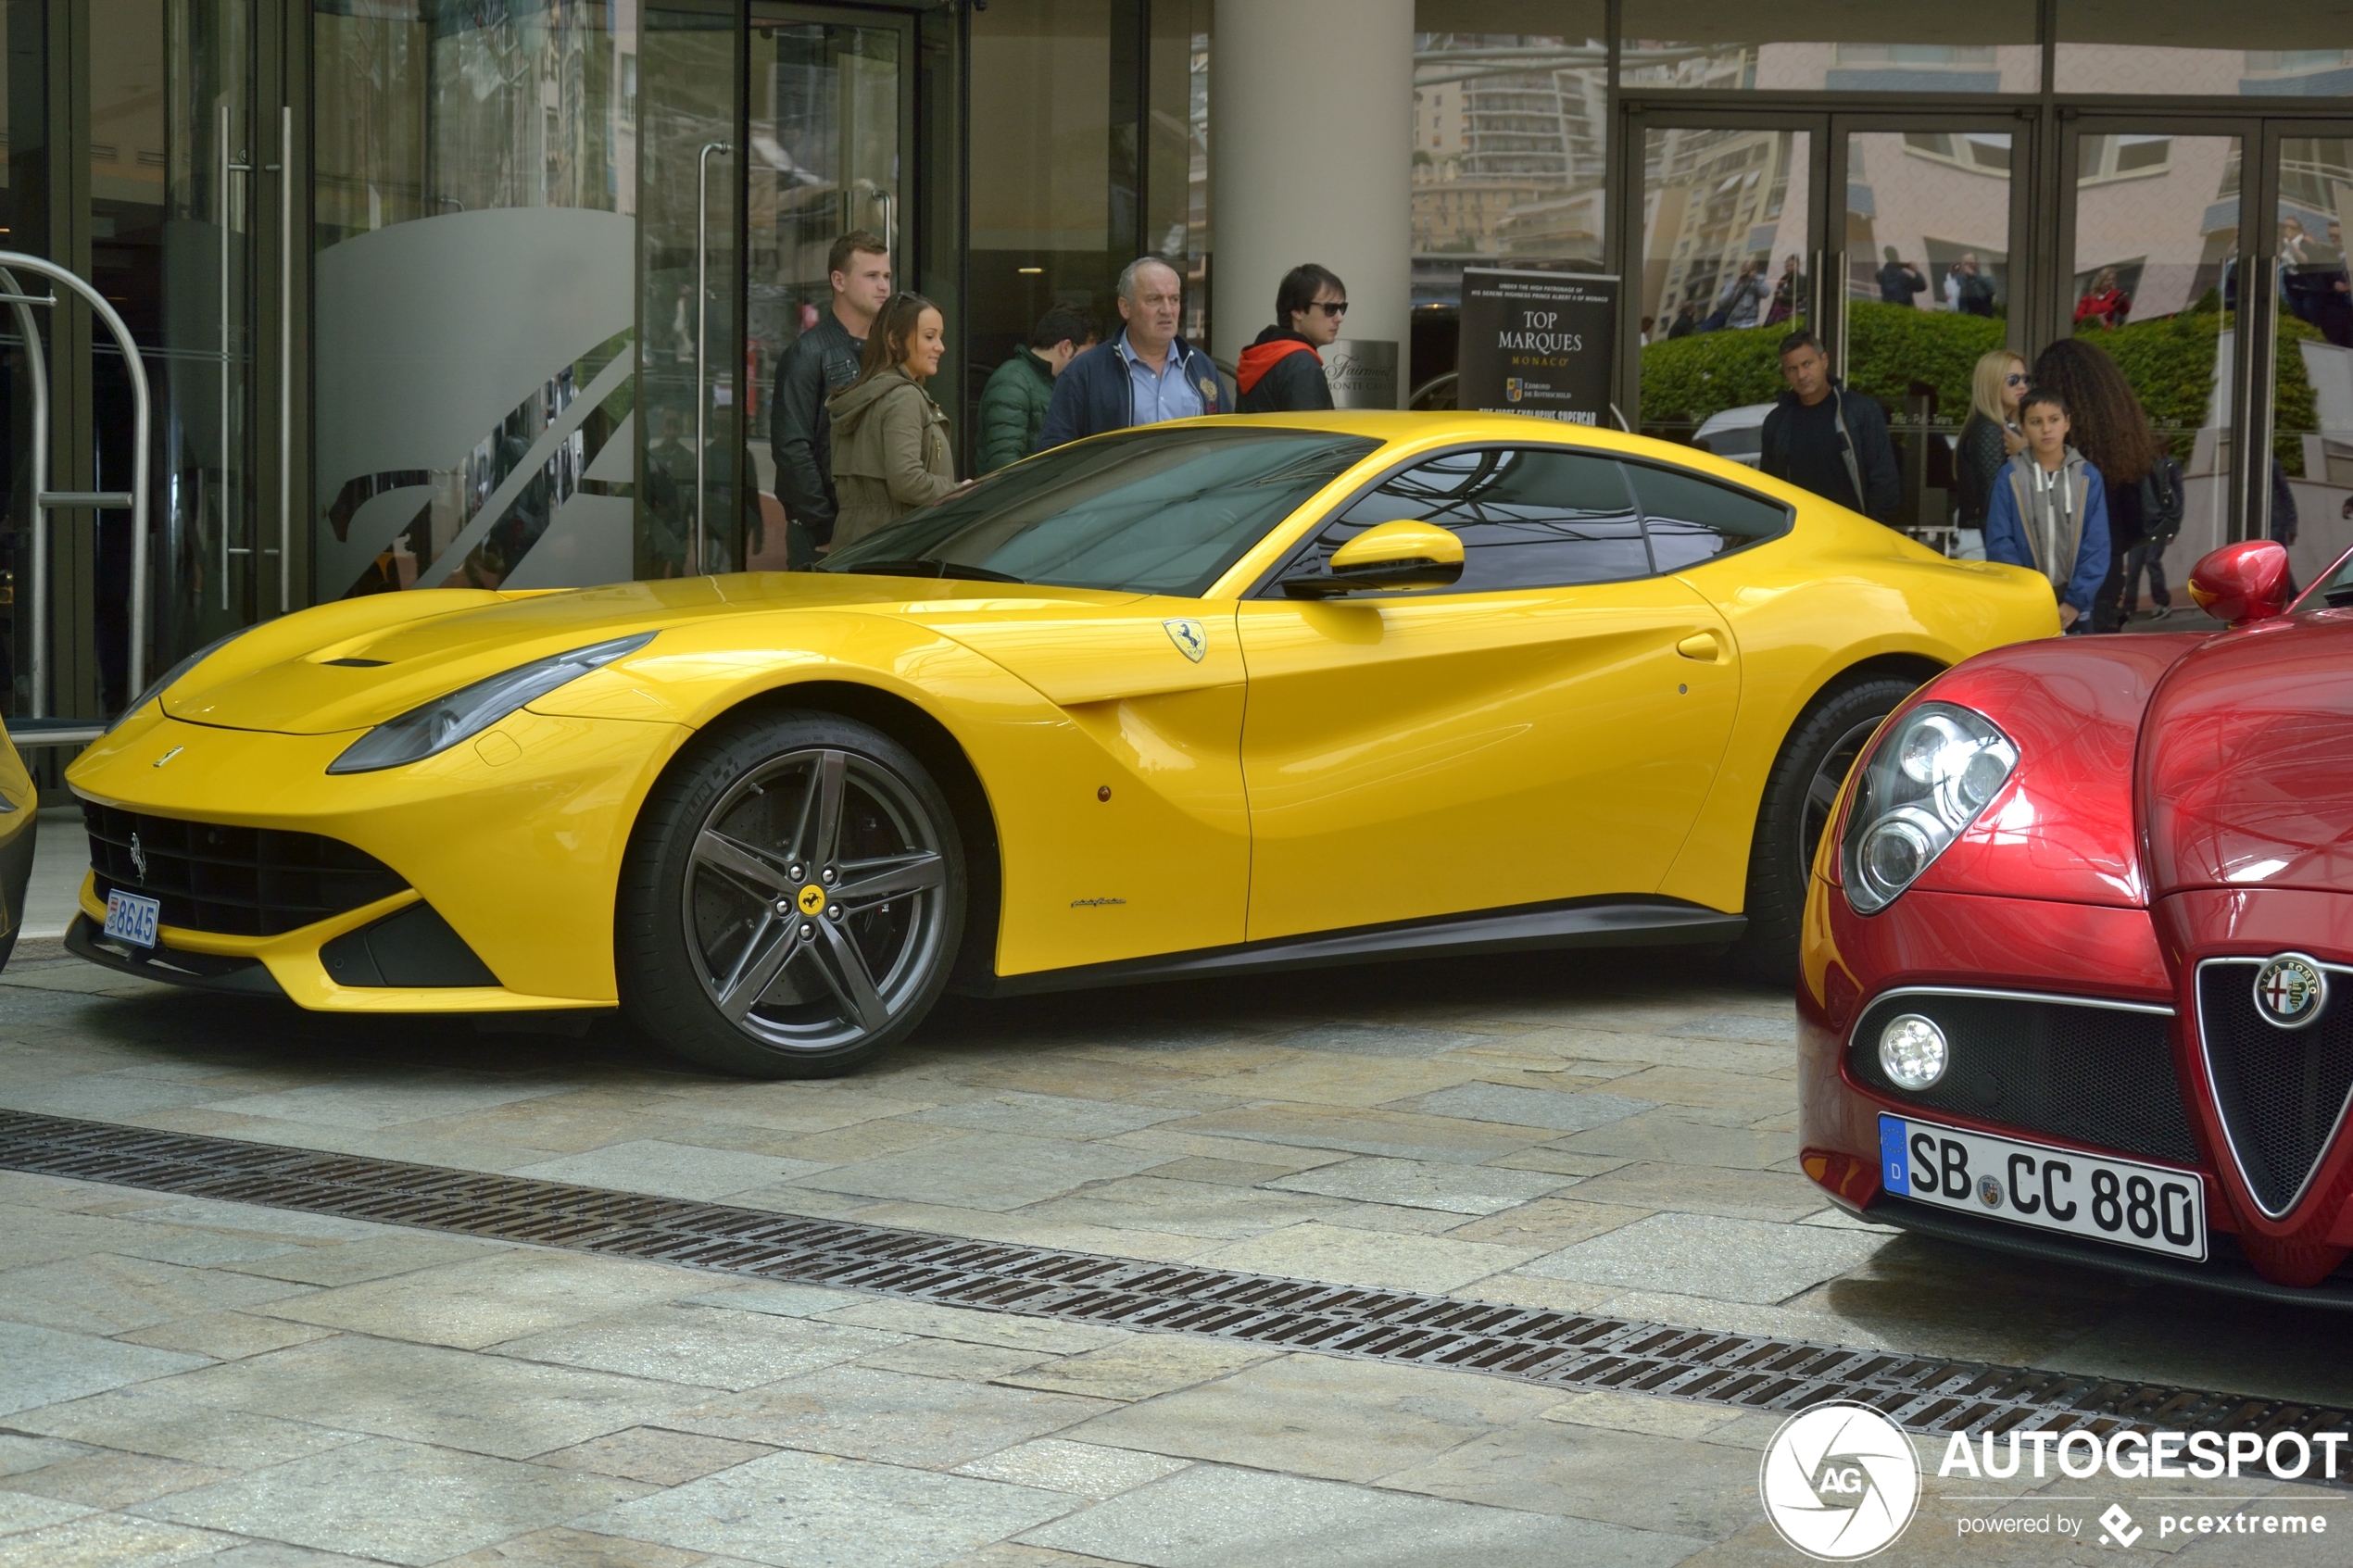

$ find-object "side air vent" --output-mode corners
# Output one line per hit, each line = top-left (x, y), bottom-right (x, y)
(321, 903), (498, 988)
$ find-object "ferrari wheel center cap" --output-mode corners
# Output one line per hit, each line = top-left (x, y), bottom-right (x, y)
(797, 884), (828, 917)
(2253, 954), (2328, 1030)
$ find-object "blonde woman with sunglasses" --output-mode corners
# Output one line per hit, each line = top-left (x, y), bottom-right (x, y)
(1952, 349), (2028, 559)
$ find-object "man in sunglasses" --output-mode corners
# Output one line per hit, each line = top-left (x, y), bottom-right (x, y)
(1236, 263), (1346, 414)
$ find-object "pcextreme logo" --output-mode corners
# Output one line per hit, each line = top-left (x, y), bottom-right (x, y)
(1759, 1401), (1922, 1561)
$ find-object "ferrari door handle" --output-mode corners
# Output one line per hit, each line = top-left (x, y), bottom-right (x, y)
(1675, 632), (1722, 661)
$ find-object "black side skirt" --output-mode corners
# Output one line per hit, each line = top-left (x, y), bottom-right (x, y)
(967, 896), (1743, 999)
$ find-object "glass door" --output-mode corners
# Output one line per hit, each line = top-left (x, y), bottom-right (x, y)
(90, 0), (262, 709)
(1629, 116), (1822, 458)
(1831, 118), (2027, 549)
(2057, 119), (2251, 594)
(1629, 109), (2032, 554)
(2259, 123), (2353, 594)
(742, 7), (911, 570)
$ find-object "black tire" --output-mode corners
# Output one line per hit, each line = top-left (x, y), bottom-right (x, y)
(618, 710), (965, 1078)
(1738, 673), (1919, 983)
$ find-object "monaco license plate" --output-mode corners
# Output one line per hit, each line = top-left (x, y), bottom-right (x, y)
(1879, 1113), (2206, 1261)
(103, 889), (159, 949)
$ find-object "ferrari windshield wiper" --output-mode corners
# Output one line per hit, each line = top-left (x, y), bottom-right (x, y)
(833, 558), (1026, 584)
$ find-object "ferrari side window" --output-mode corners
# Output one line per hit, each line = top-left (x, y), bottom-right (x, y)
(1304, 446), (1653, 590)
(1624, 461), (1793, 571)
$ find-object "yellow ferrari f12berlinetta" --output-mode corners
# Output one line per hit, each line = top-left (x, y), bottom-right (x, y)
(69, 413), (2053, 1075)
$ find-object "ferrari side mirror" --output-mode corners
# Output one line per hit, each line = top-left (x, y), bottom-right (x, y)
(2186, 540), (2294, 627)
(1280, 520), (1466, 599)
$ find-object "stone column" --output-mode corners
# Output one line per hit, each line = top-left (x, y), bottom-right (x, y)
(1210, 0), (1413, 407)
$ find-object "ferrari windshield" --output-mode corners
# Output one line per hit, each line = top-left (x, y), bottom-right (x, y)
(819, 426), (1380, 596)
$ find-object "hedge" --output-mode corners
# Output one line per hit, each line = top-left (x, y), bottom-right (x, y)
(2082, 306), (2318, 475)
(1639, 300), (2317, 474)
(1639, 304), (2002, 429)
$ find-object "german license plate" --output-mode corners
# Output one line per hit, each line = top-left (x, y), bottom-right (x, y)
(1879, 1113), (2206, 1261)
(103, 889), (159, 949)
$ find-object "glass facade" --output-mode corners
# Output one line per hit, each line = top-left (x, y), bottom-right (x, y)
(5, 0), (2353, 739)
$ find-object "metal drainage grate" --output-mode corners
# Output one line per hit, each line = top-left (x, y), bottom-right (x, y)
(2, 1109), (2345, 1453)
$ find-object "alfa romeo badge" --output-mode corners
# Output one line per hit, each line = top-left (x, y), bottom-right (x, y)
(2252, 954), (2329, 1031)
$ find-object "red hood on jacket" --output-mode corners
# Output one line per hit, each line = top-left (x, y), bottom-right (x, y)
(1236, 337), (1319, 395)
(2141, 611), (2353, 894)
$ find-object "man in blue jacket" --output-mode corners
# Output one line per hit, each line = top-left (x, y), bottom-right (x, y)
(1038, 257), (1224, 451)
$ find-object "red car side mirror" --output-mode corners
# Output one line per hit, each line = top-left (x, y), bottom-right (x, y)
(2187, 540), (2294, 627)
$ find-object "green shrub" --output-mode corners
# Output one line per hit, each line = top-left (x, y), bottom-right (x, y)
(2084, 308), (2317, 474)
(1640, 300), (2316, 474)
(1638, 304), (2002, 428)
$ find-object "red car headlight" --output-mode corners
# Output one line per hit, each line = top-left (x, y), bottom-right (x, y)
(1841, 701), (2018, 914)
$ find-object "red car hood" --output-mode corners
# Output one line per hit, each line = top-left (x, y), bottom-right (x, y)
(2142, 611), (2353, 895)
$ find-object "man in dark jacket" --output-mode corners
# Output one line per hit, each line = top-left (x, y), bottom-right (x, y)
(975, 307), (1095, 473)
(1237, 263), (1344, 413)
(1038, 257), (1224, 452)
(1876, 246), (1927, 306)
(1759, 331), (1901, 523)
(769, 230), (891, 561)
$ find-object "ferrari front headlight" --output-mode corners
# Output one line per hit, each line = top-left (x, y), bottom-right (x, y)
(1842, 701), (2017, 915)
(326, 632), (656, 775)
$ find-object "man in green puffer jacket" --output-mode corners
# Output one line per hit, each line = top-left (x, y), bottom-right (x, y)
(975, 307), (1096, 473)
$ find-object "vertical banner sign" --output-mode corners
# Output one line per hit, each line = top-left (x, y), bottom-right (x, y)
(1456, 269), (1619, 424)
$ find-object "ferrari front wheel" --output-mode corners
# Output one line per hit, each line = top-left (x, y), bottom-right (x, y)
(619, 711), (965, 1078)
(1738, 673), (1919, 982)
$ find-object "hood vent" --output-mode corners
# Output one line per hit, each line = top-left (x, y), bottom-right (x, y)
(2196, 958), (2353, 1217)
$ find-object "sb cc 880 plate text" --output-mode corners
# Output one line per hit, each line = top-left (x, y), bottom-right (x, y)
(1879, 1113), (2205, 1261)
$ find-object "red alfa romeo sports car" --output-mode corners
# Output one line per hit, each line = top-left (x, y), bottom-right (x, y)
(1799, 538), (2353, 1302)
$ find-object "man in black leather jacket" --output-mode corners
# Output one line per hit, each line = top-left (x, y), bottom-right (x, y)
(770, 231), (891, 561)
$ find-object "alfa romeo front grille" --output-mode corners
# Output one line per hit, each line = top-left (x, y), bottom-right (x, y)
(2197, 958), (2353, 1217)
(1848, 989), (2200, 1165)
(82, 801), (408, 937)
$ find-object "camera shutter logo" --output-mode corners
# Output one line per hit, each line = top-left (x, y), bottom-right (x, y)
(1758, 1401), (1920, 1560)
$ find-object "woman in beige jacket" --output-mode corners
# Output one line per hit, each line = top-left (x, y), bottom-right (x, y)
(825, 292), (958, 548)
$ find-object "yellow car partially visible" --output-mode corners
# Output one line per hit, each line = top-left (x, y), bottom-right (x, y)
(66, 413), (2053, 1075)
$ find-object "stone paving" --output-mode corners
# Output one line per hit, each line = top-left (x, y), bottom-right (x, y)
(1, 919), (2349, 1563)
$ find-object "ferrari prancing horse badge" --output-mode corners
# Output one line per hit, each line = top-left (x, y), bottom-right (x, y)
(1164, 619), (1207, 662)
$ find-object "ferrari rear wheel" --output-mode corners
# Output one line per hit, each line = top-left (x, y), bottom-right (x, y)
(620, 711), (965, 1078)
(1738, 673), (1919, 983)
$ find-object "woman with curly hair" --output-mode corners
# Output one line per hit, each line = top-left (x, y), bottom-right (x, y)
(2028, 338), (2165, 631)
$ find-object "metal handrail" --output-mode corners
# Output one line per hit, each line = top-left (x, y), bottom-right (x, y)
(0, 251), (152, 714)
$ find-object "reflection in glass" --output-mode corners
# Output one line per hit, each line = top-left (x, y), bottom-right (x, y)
(1843, 130), (2010, 547)
(963, 0), (1123, 439)
(744, 16), (905, 571)
(2270, 139), (2353, 592)
(2057, 3), (2353, 96)
(2070, 133), (2239, 588)
(0, 0), (37, 712)
(1621, 0), (2038, 94)
(1409, 6), (1606, 405)
(313, 0), (637, 598)
(1635, 127), (1808, 449)
(94, 0), (258, 704)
